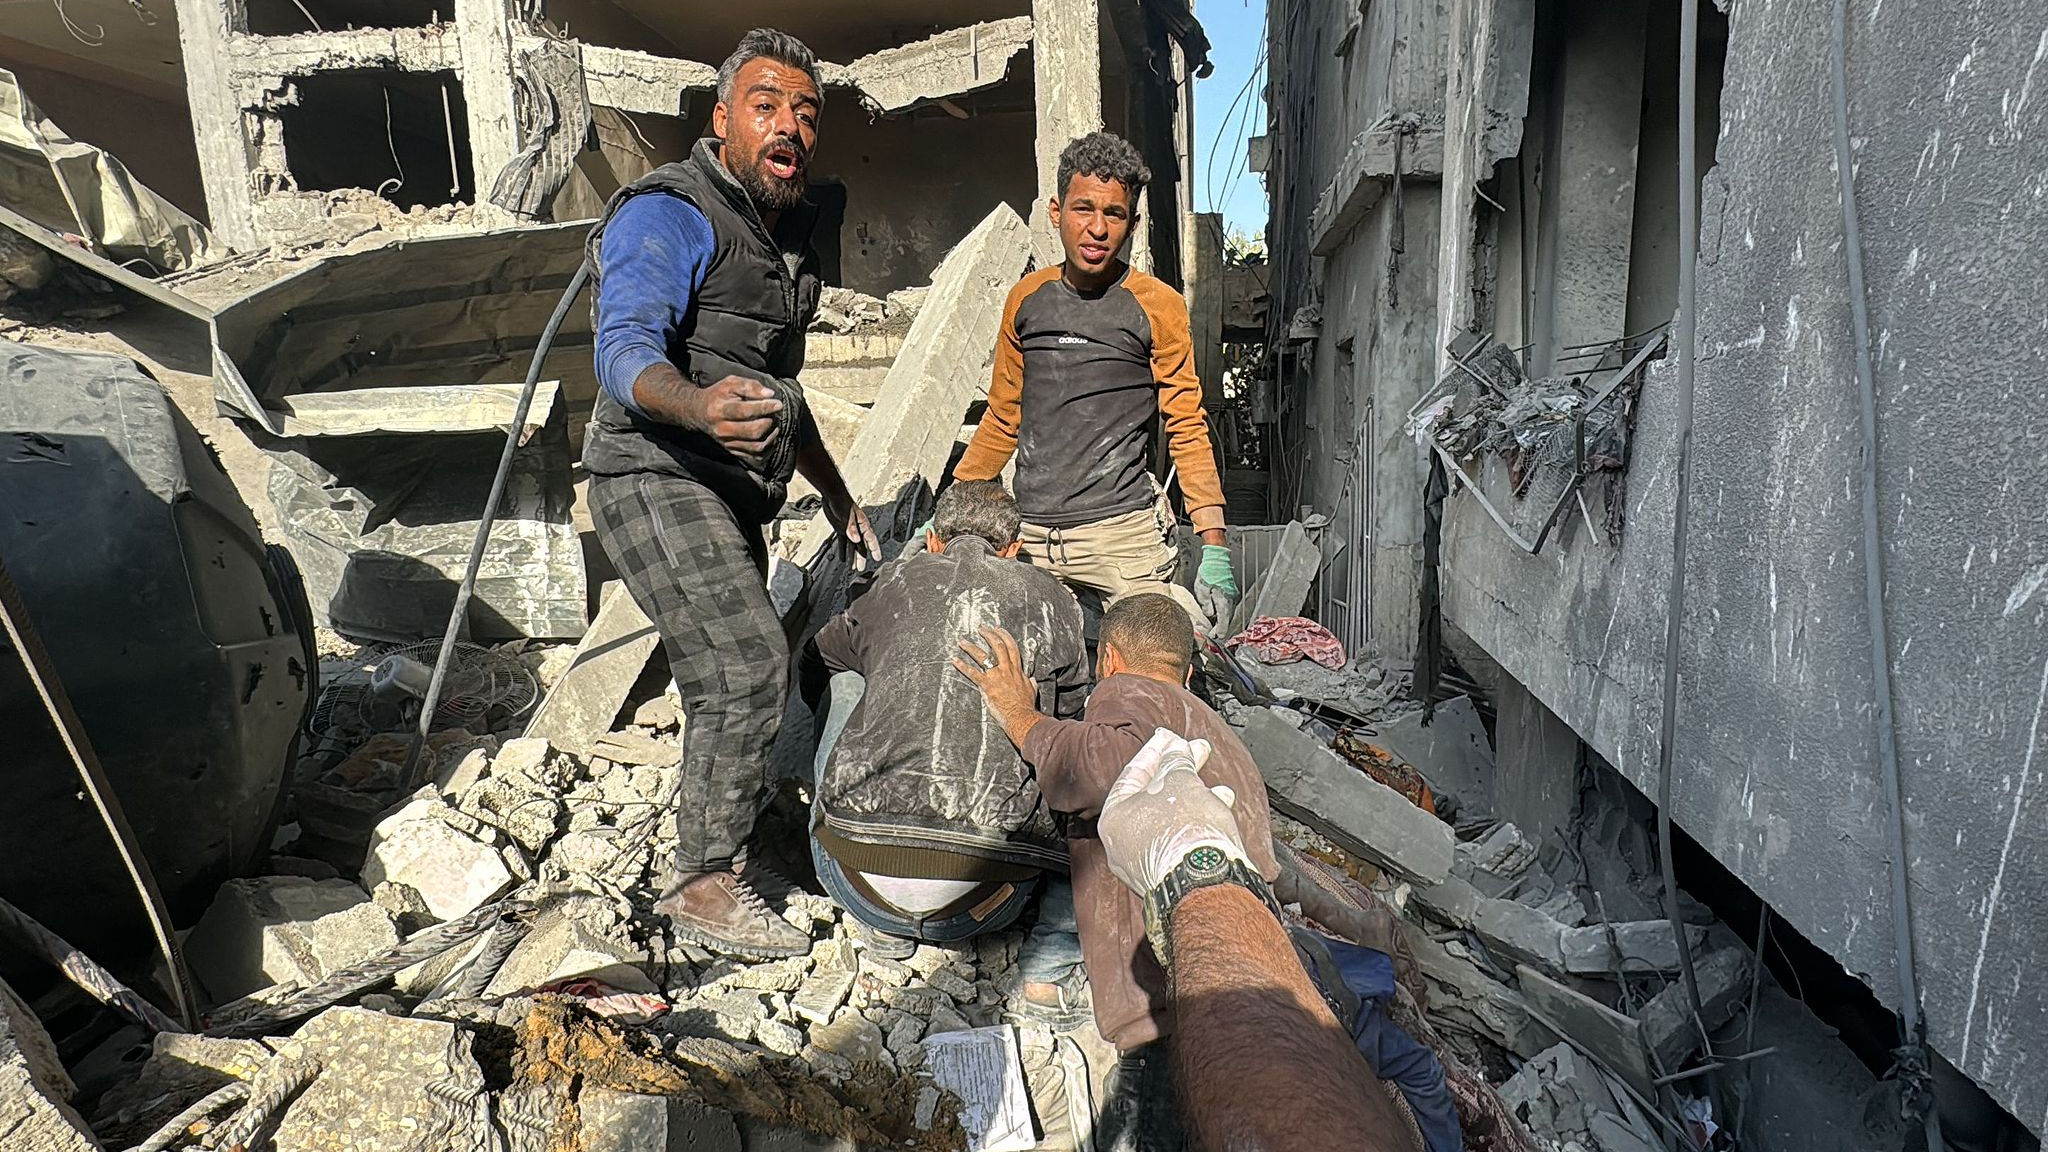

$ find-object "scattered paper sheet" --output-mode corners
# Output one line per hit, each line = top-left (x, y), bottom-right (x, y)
(921, 1024), (1037, 1152)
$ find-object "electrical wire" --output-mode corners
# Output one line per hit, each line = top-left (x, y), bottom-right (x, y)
(400, 259), (592, 793)
(1829, 1), (1941, 1143)
(1652, 0), (1708, 1048)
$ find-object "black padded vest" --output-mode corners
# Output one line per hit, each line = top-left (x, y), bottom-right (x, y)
(581, 139), (822, 524)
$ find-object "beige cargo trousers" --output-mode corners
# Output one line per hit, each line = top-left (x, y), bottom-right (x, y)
(1015, 482), (1208, 627)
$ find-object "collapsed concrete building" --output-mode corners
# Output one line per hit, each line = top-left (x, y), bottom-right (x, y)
(1254, 0), (2048, 1144)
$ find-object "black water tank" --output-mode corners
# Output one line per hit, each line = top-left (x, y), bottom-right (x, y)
(0, 344), (314, 963)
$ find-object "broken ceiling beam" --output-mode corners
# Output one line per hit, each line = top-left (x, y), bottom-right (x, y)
(1238, 707), (1455, 882)
(841, 16), (1035, 113)
(793, 202), (1032, 564)
(1310, 118), (1446, 256)
(225, 27), (464, 95)
(573, 44), (718, 116)
(523, 583), (663, 757)
(264, 382), (561, 438)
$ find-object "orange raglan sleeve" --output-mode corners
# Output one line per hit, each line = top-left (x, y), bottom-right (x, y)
(1130, 274), (1227, 533)
(953, 272), (1047, 482)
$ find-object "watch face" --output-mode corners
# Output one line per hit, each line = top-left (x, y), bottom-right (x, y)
(1184, 846), (1228, 874)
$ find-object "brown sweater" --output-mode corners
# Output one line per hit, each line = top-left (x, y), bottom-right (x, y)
(1021, 674), (1279, 1051)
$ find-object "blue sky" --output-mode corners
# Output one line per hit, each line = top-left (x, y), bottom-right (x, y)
(1193, 0), (1269, 237)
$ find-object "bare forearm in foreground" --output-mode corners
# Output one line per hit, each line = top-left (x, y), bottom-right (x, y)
(1169, 884), (1413, 1152)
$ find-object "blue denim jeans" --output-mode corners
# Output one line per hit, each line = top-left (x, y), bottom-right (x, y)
(811, 672), (1039, 942)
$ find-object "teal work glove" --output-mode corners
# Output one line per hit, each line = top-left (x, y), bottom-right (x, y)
(1193, 544), (1238, 631)
(1197, 545), (1238, 598)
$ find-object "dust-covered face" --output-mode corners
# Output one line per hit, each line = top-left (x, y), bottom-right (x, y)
(1050, 173), (1138, 278)
(713, 56), (819, 214)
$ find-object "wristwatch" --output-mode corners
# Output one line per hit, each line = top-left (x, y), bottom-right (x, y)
(1142, 845), (1283, 970)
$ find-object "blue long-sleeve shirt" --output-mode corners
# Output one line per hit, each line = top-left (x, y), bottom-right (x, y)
(593, 193), (716, 417)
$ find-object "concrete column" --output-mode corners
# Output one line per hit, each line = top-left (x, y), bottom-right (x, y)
(455, 0), (520, 220)
(1188, 211), (1225, 407)
(1493, 674), (1582, 841)
(171, 0), (258, 250)
(1031, 0), (1103, 265)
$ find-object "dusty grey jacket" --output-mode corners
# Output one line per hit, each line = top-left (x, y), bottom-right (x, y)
(809, 536), (1087, 869)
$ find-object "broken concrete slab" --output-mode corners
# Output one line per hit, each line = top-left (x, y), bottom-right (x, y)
(1311, 118), (1447, 256)
(1372, 695), (1496, 817)
(362, 795), (516, 923)
(185, 877), (399, 1001)
(793, 204), (1033, 564)
(1406, 929), (1550, 1058)
(1239, 707), (1454, 883)
(1637, 946), (1751, 1070)
(841, 17), (1035, 112)
(1559, 921), (1708, 977)
(268, 1007), (493, 1151)
(524, 582), (664, 757)
(1230, 520), (1321, 634)
(1514, 965), (1653, 1098)
(1472, 897), (1567, 972)
(486, 908), (655, 996)
(0, 978), (97, 1152)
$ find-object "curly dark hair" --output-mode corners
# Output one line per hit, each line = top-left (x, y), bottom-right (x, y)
(1055, 131), (1151, 205)
(716, 28), (824, 107)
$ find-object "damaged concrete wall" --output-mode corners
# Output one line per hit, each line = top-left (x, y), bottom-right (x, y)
(1265, 0), (1446, 658)
(1431, 0), (2048, 1130)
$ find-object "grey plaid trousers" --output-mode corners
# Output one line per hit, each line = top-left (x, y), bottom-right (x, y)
(587, 471), (786, 871)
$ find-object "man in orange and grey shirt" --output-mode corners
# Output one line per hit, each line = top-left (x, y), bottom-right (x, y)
(951, 131), (1238, 627)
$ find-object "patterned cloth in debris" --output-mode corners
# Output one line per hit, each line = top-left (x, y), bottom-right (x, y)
(1229, 616), (1347, 669)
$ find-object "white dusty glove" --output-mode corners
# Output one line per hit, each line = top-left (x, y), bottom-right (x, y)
(1098, 727), (1256, 897)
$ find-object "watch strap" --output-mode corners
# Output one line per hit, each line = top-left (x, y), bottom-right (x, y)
(1142, 848), (1281, 970)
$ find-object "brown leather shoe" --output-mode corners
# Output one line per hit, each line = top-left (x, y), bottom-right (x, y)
(656, 870), (814, 960)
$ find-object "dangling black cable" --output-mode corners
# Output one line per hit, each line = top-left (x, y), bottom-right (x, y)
(401, 259), (593, 791)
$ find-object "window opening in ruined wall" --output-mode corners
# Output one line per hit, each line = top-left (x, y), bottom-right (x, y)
(278, 70), (474, 209)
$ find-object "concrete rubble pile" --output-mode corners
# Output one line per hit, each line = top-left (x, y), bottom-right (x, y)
(1202, 615), (1846, 1152)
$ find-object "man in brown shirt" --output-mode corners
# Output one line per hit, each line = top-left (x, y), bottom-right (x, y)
(955, 593), (1278, 1149)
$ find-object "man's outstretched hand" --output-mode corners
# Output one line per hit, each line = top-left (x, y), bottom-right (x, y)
(952, 625), (1043, 747)
(1098, 728), (1256, 897)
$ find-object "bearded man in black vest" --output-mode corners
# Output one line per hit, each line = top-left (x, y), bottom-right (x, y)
(585, 28), (878, 958)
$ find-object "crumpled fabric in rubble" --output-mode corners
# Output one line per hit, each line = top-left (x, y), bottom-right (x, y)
(1228, 616), (1347, 670)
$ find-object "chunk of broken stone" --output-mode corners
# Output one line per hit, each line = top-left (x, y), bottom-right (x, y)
(1560, 921), (1709, 976)
(753, 1017), (805, 1057)
(808, 1014), (886, 1065)
(1472, 895), (1567, 972)
(925, 967), (977, 1003)
(791, 967), (857, 1024)
(1637, 946), (1751, 1069)
(362, 794), (516, 922)
(486, 907), (655, 996)
(267, 1007), (492, 1152)
(185, 876), (399, 1001)
(0, 978), (98, 1152)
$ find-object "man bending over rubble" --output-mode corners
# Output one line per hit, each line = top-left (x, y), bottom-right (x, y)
(954, 593), (1279, 1149)
(584, 28), (878, 960)
(948, 132), (1238, 631)
(802, 480), (1087, 958)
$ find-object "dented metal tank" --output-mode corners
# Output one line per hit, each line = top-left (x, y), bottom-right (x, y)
(0, 343), (315, 962)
